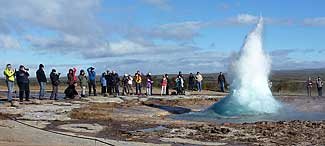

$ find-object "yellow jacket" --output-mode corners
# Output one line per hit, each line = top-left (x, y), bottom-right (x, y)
(135, 75), (142, 83)
(4, 68), (15, 81)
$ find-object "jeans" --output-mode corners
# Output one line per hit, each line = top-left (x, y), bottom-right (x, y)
(318, 87), (322, 96)
(50, 85), (58, 99)
(18, 82), (30, 101)
(189, 82), (194, 91)
(81, 86), (86, 96)
(39, 82), (46, 98)
(161, 86), (166, 95)
(136, 83), (141, 95)
(88, 80), (97, 96)
(197, 81), (202, 92)
(146, 87), (151, 96)
(6, 81), (14, 102)
(220, 81), (225, 92)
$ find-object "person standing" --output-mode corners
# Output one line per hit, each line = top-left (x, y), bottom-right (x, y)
(78, 70), (88, 97)
(100, 72), (107, 95)
(217, 72), (226, 92)
(161, 75), (167, 96)
(146, 73), (153, 96)
(105, 70), (112, 95)
(4, 64), (16, 103)
(50, 69), (60, 100)
(111, 71), (120, 96)
(175, 75), (182, 95)
(306, 77), (313, 97)
(195, 72), (203, 92)
(67, 68), (77, 85)
(16, 65), (30, 102)
(188, 73), (195, 91)
(128, 74), (134, 95)
(316, 77), (323, 97)
(36, 64), (47, 99)
(122, 74), (130, 95)
(135, 72), (142, 95)
(87, 67), (97, 96)
(165, 74), (170, 95)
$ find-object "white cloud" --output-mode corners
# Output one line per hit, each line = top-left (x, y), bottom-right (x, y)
(303, 17), (325, 26)
(230, 14), (259, 24)
(142, 0), (171, 10)
(149, 21), (204, 41)
(0, 35), (20, 49)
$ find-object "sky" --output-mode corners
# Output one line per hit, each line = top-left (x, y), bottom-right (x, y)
(0, 0), (325, 76)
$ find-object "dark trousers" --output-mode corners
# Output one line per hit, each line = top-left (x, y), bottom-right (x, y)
(88, 80), (97, 96)
(123, 85), (129, 95)
(18, 82), (30, 101)
(101, 85), (107, 94)
(307, 86), (312, 96)
(318, 87), (322, 96)
(107, 85), (112, 95)
(189, 82), (194, 91)
(166, 85), (169, 95)
(115, 84), (120, 95)
(136, 83), (141, 95)
(51, 85), (58, 99)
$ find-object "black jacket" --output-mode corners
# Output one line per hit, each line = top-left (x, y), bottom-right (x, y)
(36, 69), (47, 82)
(50, 72), (60, 86)
(111, 73), (120, 85)
(16, 70), (30, 84)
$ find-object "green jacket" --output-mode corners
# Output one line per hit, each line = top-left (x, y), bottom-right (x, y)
(78, 75), (88, 87)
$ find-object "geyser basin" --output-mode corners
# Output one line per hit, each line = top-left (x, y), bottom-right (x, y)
(171, 96), (325, 123)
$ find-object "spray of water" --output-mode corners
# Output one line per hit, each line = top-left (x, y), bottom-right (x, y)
(209, 17), (281, 116)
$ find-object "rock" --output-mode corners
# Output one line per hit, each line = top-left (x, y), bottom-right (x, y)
(11, 101), (20, 107)
(120, 96), (139, 101)
(160, 138), (226, 146)
(58, 123), (105, 133)
(32, 99), (41, 105)
(139, 98), (149, 102)
(53, 102), (72, 106)
(86, 96), (124, 104)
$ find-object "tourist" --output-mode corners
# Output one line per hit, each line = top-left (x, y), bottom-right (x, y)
(100, 72), (107, 95)
(122, 74), (129, 95)
(161, 75), (167, 96)
(111, 70), (120, 96)
(16, 65), (30, 102)
(50, 69), (60, 100)
(87, 67), (97, 96)
(146, 73), (153, 96)
(78, 70), (88, 97)
(175, 75), (182, 95)
(306, 77), (313, 97)
(105, 70), (112, 95)
(316, 77), (323, 97)
(128, 74), (134, 95)
(195, 72), (203, 92)
(135, 71), (142, 95)
(67, 68), (77, 85)
(218, 72), (226, 92)
(165, 74), (170, 95)
(188, 73), (195, 91)
(4, 64), (16, 104)
(36, 64), (47, 100)
(64, 82), (78, 99)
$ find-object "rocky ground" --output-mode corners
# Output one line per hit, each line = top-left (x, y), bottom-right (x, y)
(0, 91), (324, 146)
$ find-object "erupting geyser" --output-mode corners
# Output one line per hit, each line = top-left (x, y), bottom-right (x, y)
(209, 17), (281, 116)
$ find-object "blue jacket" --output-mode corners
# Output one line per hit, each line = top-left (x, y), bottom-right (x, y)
(100, 76), (107, 86)
(87, 68), (96, 81)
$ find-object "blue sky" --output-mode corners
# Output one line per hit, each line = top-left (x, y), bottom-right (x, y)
(0, 0), (325, 76)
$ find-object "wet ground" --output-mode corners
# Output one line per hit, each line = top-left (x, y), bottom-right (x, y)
(0, 91), (325, 145)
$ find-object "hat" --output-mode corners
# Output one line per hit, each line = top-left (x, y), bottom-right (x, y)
(125, 74), (128, 76)
(19, 65), (24, 69)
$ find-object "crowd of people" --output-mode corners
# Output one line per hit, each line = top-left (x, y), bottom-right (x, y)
(3, 64), (229, 105)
